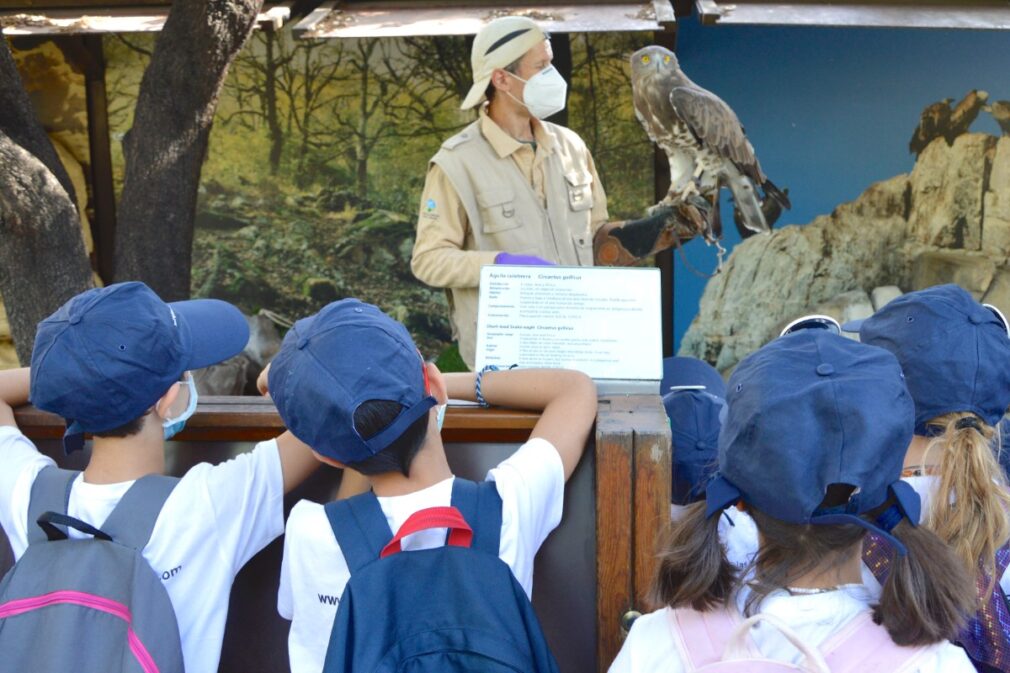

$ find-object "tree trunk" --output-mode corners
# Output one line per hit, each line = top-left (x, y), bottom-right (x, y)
(264, 29), (283, 175)
(0, 32), (93, 364)
(356, 49), (370, 201)
(0, 134), (94, 364)
(355, 139), (368, 201)
(0, 33), (78, 208)
(115, 0), (264, 301)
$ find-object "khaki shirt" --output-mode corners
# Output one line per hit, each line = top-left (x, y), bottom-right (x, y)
(411, 107), (609, 368)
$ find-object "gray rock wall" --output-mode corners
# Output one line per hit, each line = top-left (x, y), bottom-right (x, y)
(681, 134), (1010, 374)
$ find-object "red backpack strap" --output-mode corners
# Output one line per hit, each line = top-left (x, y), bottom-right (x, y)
(820, 612), (931, 672)
(380, 506), (473, 558)
(668, 607), (748, 670)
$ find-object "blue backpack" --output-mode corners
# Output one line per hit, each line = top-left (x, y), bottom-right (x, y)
(322, 478), (560, 673)
(0, 467), (183, 673)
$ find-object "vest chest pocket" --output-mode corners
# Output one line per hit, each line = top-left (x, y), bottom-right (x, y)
(477, 188), (522, 234)
(565, 169), (594, 213)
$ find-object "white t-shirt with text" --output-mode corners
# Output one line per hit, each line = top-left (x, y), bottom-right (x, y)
(278, 437), (565, 673)
(0, 426), (285, 673)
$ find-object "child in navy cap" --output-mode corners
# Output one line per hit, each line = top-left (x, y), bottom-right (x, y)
(662, 357), (757, 569)
(663, 356), (727, 508)
(611, 330), (975, 672)
(856, 284), (1010, 671)
(0, 282), (321, 673)
(267, 299), (596, 673)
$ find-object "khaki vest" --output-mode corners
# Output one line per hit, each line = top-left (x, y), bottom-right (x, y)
(432, 120), (597, 368)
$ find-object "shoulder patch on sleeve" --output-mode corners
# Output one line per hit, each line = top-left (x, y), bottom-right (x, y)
(441, 131), (472, 151)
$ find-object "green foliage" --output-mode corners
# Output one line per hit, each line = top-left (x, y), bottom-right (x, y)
(435, 343), (469, 373)
(103, 28), (654, 355)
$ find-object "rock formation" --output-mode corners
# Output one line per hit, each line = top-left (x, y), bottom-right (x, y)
(681, 133), (1010, 374)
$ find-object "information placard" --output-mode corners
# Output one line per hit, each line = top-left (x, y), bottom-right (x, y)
(475, 265), (662, 382)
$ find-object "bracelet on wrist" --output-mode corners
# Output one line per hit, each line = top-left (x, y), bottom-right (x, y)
(475, 364), (517, 408)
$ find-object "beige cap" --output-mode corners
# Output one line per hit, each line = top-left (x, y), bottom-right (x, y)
(460, 16), (546, 110)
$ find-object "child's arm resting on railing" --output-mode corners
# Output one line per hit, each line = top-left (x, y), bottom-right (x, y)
(257, 363), (321, 493)
(0, 368), (30, 428)
(444, 368), (597, 481)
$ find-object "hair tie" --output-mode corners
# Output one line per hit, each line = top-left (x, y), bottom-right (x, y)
(955, 416), (983, 433)
(875, 504), (903, 533)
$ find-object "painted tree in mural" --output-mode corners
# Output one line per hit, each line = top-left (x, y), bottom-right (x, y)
(225, 28), (348, 183)
(331, 38), (476, 201)
(0, 0), (265, 363)
(226, 27), (296, 175)
(0, 37), (94, 365)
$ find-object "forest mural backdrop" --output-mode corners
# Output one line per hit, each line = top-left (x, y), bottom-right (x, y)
(100, 29), (655, 365)
(9, 16), (1008, 372)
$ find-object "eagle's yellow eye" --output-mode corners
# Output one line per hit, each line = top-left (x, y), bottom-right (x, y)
(663, 55), (671, 63)
(641, 55), (650, 65)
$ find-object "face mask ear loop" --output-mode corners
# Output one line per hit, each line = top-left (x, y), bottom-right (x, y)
(163, 376), (198, 430)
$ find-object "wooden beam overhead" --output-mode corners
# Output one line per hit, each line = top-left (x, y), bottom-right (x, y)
(694, 0), (1010, 30)
(0, 4), (290, 35)
(293, 1), (676, 39)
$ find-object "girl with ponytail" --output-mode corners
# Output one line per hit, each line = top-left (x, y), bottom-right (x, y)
(858, 284), (1010, 671)
(610, 329), (975, 672)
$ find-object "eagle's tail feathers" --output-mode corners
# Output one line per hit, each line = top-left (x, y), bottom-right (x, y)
(727, 176), (768, 234)
(762, 179), (792, 210)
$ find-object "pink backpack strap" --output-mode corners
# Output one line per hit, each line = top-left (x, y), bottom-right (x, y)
(820, 612), (932, 672)
(668, 607), (754, 670)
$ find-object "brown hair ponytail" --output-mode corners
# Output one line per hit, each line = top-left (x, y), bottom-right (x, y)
(922, 412), (1010, 596)
(875, 519), (974, 645)
(648, 501), (737, 611)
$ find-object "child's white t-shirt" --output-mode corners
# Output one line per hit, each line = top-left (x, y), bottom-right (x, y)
(277, 436), (565, 673)
(609, 584), (975, 673)
(0, 426), (285, 673)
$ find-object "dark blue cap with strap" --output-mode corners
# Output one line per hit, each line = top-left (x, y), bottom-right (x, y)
(705, 330), (920, 555)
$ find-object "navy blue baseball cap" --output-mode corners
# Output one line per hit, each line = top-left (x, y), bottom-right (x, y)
(31, 282), (250, 453)
(662, 357), (726, 504)
(269, 299), (437, 464)
(665, 388), (725, 505)
(857, 284), (1010, 435)
(662, 356), (727, 398)
(705, 330), (921, 554)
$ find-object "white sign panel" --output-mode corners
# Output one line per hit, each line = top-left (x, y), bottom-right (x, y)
(475, 265), (663, 381)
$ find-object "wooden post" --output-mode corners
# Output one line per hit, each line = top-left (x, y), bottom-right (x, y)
(629, 396), (671, 606)
(595, 397), (634, 672)
(595, 395), (672, 671)
(653, 27), (679, 358)
(548, 32), (571, 128)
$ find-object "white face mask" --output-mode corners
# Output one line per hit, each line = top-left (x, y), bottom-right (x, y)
(505, 66), (567, 119)
(163, 375), (198, 440)
(436, 403), (447, 433)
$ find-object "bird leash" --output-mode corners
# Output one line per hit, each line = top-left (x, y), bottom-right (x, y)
(668, 228), (725, 279)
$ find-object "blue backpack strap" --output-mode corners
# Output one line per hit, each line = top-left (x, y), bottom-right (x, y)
(325, 491), (394, 573)
(451, 478), (502, 556)
(26, 466), (79, 545)
(100, 474), (180, 550)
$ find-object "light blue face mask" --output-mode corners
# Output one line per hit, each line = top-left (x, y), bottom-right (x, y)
(436, 403), (446, 433)
(163, 376), (198, 440)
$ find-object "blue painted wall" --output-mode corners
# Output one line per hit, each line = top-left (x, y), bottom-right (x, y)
(671, 17), (1010, 350)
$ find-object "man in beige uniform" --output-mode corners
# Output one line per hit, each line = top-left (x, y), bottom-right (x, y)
(412, 16), (702, 369)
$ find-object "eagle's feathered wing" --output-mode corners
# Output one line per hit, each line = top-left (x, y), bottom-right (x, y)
(669, 85), (790, 234)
